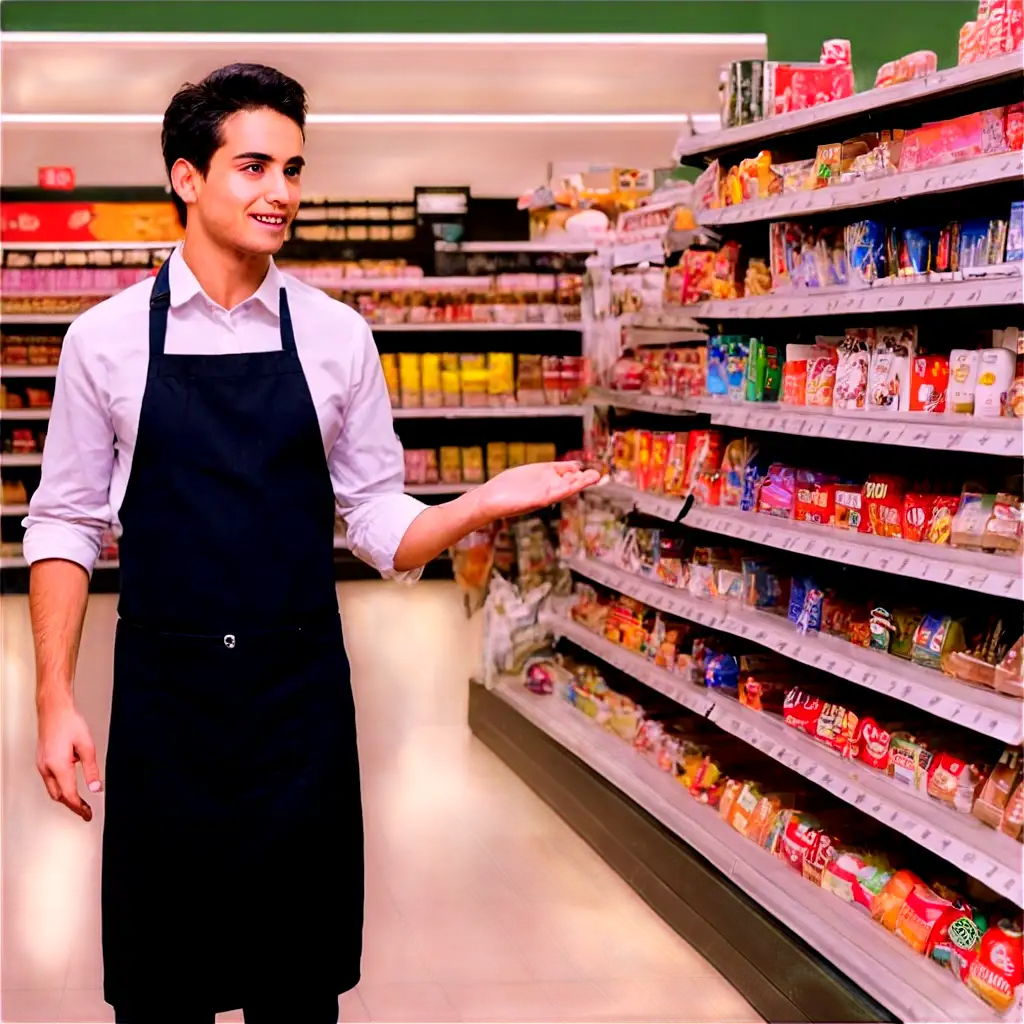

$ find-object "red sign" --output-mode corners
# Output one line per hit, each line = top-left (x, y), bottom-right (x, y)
(38, 166), (76, 191)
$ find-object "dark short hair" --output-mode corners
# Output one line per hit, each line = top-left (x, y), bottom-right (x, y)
(161, 62), (307, 224)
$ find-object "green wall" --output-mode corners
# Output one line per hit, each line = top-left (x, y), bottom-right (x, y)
(2, 1), (977, 97)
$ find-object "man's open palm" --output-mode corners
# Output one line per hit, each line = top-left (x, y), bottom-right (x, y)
(477, 461), (602, 521)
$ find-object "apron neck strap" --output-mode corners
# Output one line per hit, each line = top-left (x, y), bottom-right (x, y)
(148, 258), (299, 360)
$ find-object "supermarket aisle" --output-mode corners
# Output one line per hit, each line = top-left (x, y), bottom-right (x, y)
(2, 581), (760, 1024)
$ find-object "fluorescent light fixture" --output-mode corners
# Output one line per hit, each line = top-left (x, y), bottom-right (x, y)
(1, 112), (721, 127)
(1, 31), (767, 47)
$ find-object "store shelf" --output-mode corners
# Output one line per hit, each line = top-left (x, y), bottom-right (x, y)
(0, 453), (43, 467)
(0, 505), (29, 516)
(589, 387), (702, 417)
(0, 241), (176, 251)
(0, 556), (28, 568)
(707, 399), (1024, 459)
(492, 682), (1002, 1023)
(0, 408), (50, 421)
(371, 321), (583, 332)
(672, 51), (1024, 163)
(544, 608), (1023, 907)
(698, 151), (1024, 226)
(0, 314), (76, 325)
(600, 481), (1024, 601)
(392, 404), (588, 419)
(567, 554), (1024, 745)
(404, 482), (478, 496)
(435, 240), (598, 253)
(692, 271), (1023, 320)
(1, 366), (59, 378)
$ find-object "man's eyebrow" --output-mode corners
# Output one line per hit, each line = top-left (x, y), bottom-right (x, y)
(233, 152), (306, 168)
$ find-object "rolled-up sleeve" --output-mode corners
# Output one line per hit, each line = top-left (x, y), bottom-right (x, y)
(22, 322), (114, 574)
(330, 322), (426, 581)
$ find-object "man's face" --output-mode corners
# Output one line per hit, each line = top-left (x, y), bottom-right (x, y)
(183, 106), (304, 255)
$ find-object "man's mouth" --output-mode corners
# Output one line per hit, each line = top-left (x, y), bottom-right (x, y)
(250, 213), (286, 226)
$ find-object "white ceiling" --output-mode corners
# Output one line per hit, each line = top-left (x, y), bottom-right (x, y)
(0, 33), (766, 195)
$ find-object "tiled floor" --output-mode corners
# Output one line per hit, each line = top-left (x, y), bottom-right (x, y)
(2, 581), (761, 1023)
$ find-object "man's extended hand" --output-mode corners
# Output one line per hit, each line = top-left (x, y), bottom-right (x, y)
(473, 460), (603, 522)
(37, 698), (102, 821)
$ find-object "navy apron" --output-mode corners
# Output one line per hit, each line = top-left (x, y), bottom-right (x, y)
(102, 259), (363, 1012)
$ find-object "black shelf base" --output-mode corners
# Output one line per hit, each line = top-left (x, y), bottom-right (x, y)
(468, 681), (895, 1024)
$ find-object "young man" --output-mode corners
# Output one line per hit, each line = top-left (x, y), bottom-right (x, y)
(26, 63), (599, 1024)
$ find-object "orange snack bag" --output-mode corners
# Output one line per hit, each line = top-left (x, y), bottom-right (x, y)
(872, 869), (921, 931)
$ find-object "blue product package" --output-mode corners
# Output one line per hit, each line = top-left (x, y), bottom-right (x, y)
(1007, 201), (1023, 262)
(900, 226), (939, 276)
(740, 461), (762, 513)
(726, 337), (749, 401)
(704, 653), (739, 693)
(707, 336), (729, 395)
(845, 219), (887, 285)
(788, 577), (807, 625)
(959, 218), (993, 269)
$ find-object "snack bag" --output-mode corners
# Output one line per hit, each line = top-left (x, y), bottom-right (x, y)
(973, 748), (1022, 828)
(928, 905), (985, 982)
(872, 870), (922, 931)
(834, 329), (872, 410)
(949, 349), (981, 414)
(910, 355), (950, 414)
(895, 883), (958, 953)
(968, 919), (1024, 1013)
(1002, 779), (1024, 838)
(868, 327), (915, 411)
(853, 717), (896, 770)
(805, 349), (838, 407)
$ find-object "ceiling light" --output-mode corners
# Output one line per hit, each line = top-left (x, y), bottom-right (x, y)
(1, 31), (767, 47)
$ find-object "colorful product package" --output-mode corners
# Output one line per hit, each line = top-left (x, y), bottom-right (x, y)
(380, 352), (400, 405)
(975, 347), (1015, 417)
(861, 476), (903, 538)
(928, 905), (984, 982)
(782, 360), (808, 405)
(894, 883), (958, 954)
(795, 472), (838, 525)
(398, 352), (423, 408)
(948, 349), (981, 413)
(867, 327), (916, 411)
(834, 329), (873, 410)
(909, 355), (950, 413)
(805, 348), (839, 407)
(872, 870), (922, 931)
(421, 353), (442, 408)
(834, 485), (864, 530)
(440, 446), (462, 484)
(967, 920), (1024, 1013)
(706, 337), (729, 397)
(725, 337), (750, 402)
(758, 463), (797, 518)
(744, 338), (782, 402)
(720, 438), (757, 507)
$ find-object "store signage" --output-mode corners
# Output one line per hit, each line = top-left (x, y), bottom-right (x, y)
(38, 166), (76, 190)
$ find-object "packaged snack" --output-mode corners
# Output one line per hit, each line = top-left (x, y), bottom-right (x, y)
(1008, 200), (1024, 261)
(399, 352), (422, 408)
(987, 0), (1024, 55)
(929, 753), (985, 812)
(927, 496), (959, 545)
(911, 614), (966, 671)
(975, 346), (1015, 417)
(782, 360), (807, 405)
(903, 494), (934, 543)
(909, 355), (950, 414)
(994, 635), (1024, 698)
(720, 438), (757, 508)
(888, 732), (935, 794)
(542, 356), (563, 405)
(758, 463), (796, 518)
(1002, 780), (1024, 838)
(744, 258), (773, 296)
(861, 476), (903, 539)
(460, 353), (489, 407)
(440, 446), (462, 484)
(948, 349), (981, 414)
(929, 905), (985, 982)
(834, 485), (864, 531)
(834, 329), (872, 410)
(805, 348), (838, 407)
(526, 443), (557, 465)
(986, 493), (1023, 553)
(486, 442), (508, 480)
(795, 475), (837, 526)
(974, 748), (1022, 827)
(853, 717), (895, 770)
(516, 353), (545, 405)
(968, 919), (1024, 1013)
(421, 353), (442, 408)
(744, 338), (782, 402)
(845, 219), (887, 286)
(441, 352), (462, 407)
(802, 830), (837, 886)
(960, 20), (984, 64)
(872, 870), (922, 931)
(775, 811), (821, 873)
(461, 446), (485, 484)
(380, 352), (400, 405)
(895, 883), (957, 953)
(868, 327), (915, 411)
(487, 352), (515, 407)
(725, 337), (749, 402)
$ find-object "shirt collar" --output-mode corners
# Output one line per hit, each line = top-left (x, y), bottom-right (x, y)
(167, 244), (282, 318)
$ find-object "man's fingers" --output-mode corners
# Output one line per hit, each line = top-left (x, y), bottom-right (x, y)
(40, 767), (62, 804)
(76, 736), (103, 793)
(51, 765), (91, 820)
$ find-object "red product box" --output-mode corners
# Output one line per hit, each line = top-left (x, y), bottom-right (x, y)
(899, 109), (1007, 173)
(910, 355), (950, 413)
(683, 430), (723, 497)
(853, 717), (895, 770)
(635, 430), (654, 491)
(648, 432), (673, 495)
(795, 475), (838, 526)
(860, 476), (904, 538)
(927, 496), (959, 545)
(758, 463), (797, 518)
(776, 813), (822, 874)
(1006, 102), (1024, 151)
(834, 486), (864, 531)
(903, 494), (934, 542)
(770, 64), (855, 116)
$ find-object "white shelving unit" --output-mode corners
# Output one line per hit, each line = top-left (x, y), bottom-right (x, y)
(0, 313), (77, 325)
(672, 50), (1024, 161)
(567, 554), (1024, 745)
(543, 609), (1023, 906)
(598, 481), (1024, 600)
(1, 366), (59, 379)
(435, 240), (598, 254)
(493, 682), (1004, 1024)
(392, 404), (588, 419)
(0, 408), (51, 421)
(0, 453), (43, 467)
(0, 504), (29, 516)
(699, 152), (1024, 226)
(371, 321), (584, 332)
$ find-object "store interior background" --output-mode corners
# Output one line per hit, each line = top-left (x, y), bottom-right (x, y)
(0, 2), (999, 1024)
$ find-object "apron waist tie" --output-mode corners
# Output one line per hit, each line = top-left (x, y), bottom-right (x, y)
(117, 605), (340, 646)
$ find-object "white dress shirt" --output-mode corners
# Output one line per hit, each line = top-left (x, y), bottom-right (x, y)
(22, 246), (427, 579)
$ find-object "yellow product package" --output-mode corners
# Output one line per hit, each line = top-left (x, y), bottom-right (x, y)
(440, 447), (462, 484)
(379, 352), (399, 406)
(398, 352), (422, 408)
(486, 442), (508, 479)
(441, 352), (462, 407)
(460, 353), (489, 407)
(507, 442), (527, 468)
(526, 443), (557, 464)
(461, 446), (485, 484)
(487, 352), (515, 406)
(421, 353), (442, 408)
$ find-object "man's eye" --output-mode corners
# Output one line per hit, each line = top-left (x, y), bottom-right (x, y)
(244, 163), (263, 173)
(285, 166), (302, 177)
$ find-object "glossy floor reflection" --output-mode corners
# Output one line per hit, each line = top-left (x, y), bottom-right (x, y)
(2, 581), (760, 1023)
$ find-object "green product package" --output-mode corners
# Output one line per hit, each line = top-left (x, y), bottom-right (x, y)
(745, 338), (782, 402)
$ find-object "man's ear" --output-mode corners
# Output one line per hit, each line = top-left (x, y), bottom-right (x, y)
(170, 158), (201, 212)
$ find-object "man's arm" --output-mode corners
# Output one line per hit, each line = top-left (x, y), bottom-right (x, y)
(23, 320), (114, 820)
(31, 559), (102, 820)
